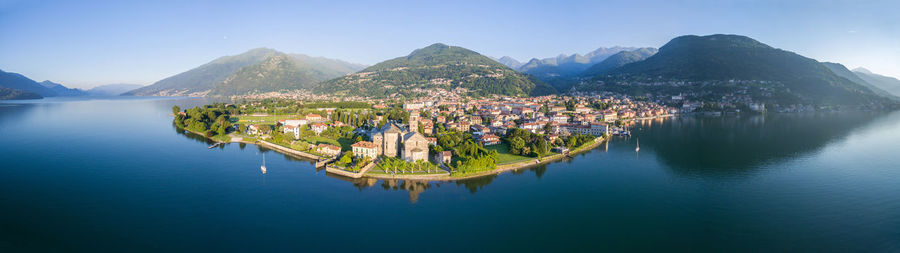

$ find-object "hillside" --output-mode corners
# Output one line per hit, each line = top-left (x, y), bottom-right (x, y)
(0, 87), (42, 100)
(822, 63), (894, 99)
(0, 69), (57, 97)
(209, 53), (364, 96)
(317, 43), (555, 97)
(581, 47), (658, 77)
(39, 80), (87, 96)
(496, 56), (523, 69)
(123, 48), (363, 97)
(123, 48), (280, 96)
(853, 68), (900, 97)
(589, 34), (884, 105)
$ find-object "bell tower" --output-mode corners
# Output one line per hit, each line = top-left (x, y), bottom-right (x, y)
(409, 110), (419, 133)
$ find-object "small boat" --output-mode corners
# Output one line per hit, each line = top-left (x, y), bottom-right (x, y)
(260, 153), (267, 174)
(635, 138), (640, 152)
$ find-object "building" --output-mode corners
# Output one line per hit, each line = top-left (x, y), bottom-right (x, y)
(311, 123), (328, 135)
(401, 131), (429, 162)
(351, 141), (378, 160)
(369, 113), (430, 162)
(283, 125), (300, 139)
(316, 144), (342, 157)
(305, 113), (325, 123)
(479, 134), (501, 146)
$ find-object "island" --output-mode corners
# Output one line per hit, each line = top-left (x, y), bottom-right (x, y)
(172, 91), (673, 180)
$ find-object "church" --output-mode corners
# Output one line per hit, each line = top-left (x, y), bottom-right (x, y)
(370, 111), (429, 162)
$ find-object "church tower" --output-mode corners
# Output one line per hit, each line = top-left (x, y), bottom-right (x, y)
(409, 110), (419, 133)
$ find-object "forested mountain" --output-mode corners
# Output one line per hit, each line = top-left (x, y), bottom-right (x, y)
(580, 47), (657, 77)
(209, 53), (365, 96)
(317, 43), (555, 97)
(0, 69), (57, 97)
(853, 68), (900, 97)
(0, 87), (42, 100)
(123, 48), (363, 96)
(586, 34), (886, 105)
(123, 48), (280, 96)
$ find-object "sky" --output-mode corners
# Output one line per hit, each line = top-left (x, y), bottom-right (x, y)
(0, 0), (898, 89)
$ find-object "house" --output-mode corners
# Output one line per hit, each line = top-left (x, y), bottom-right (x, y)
(471, 124), (490, 136)
(575, 107), (592, 114)
(305, 113), (325, 123)
(351, 141), (378, 160)
(370, 115), (429, 162)
(600, 110), (618, 122)
(316, 144), (342, 157)
(479, 134), (501, 146)
(248, 124), (261, 135)
(311, 123), (328, 135)
(435, 151), (452, 165)
(426, 137), (437, 146)
(283, 125), (300, 139)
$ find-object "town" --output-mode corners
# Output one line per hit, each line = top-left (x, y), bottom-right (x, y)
(173, 90), (674, 180)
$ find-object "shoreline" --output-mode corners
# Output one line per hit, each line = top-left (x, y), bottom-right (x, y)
(182, 124), (607, 182)
(360, 136), (608, 181)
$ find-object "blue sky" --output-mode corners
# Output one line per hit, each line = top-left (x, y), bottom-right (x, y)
(1, 0), (898, 88)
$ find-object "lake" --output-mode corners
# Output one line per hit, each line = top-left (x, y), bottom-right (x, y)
(1, 97), (898, 252)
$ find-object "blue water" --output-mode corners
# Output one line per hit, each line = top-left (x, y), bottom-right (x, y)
(1, 97), (898, 252)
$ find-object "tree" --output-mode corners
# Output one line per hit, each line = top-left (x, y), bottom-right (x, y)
(172, 105), (181, 114)
(509, 137), (526, 155)
(338, 152), (353, 166)
(238, 124), (247, 134)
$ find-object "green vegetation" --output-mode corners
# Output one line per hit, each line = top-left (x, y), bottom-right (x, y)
(372, 157), (444, 175)
(0, 87), (42, 100)
(485, 143), (532, 165)
(173, 103), (235, 137)
(317, 43), (556, 98)
(209, 53), (363, 96)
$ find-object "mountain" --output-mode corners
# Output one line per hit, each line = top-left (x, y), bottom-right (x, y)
(86, 84), (144, 96)
(317, 43), (555, 97)
(208, 53), (365, 96)
(581, 47), (658, 77)
(518, 47), (641, 79)
(592, 34), (884, 105)
(39, 80), (87, 96)
(853, 68), (900, 97)
(0, 69), (57, 97)
(123, 48), (363, 97)
(0, 87), (42, 100)
(496, 56), (523, 69)
(822, 63), (894, 98)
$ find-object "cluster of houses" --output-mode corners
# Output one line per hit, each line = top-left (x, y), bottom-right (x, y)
(243, 93), (673, 166)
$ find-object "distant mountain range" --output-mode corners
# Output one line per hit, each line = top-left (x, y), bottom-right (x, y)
(123, 48), (364, 97)
(86, 84), (144, 96)
(853, 68), (900, 97)
(5, 34), (899, 106)
(508, 46), (649, 79)
(580, 48), (658, 77)
(579, 34), (894, 105)
(317, 43), (555, 97)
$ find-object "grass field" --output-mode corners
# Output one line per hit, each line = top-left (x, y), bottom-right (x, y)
(485, 143), (534, 165)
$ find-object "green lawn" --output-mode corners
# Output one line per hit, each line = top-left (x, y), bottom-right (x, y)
(485, 143), (534, 165)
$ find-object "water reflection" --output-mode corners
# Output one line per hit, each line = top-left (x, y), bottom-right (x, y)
(639, 112), (884, 175)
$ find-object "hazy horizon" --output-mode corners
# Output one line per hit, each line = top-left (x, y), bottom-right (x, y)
(1, 0), (898, 89)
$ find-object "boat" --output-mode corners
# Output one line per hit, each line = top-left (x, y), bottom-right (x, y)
(260, 153), (267, 174)
(635, 138), (640, 152)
